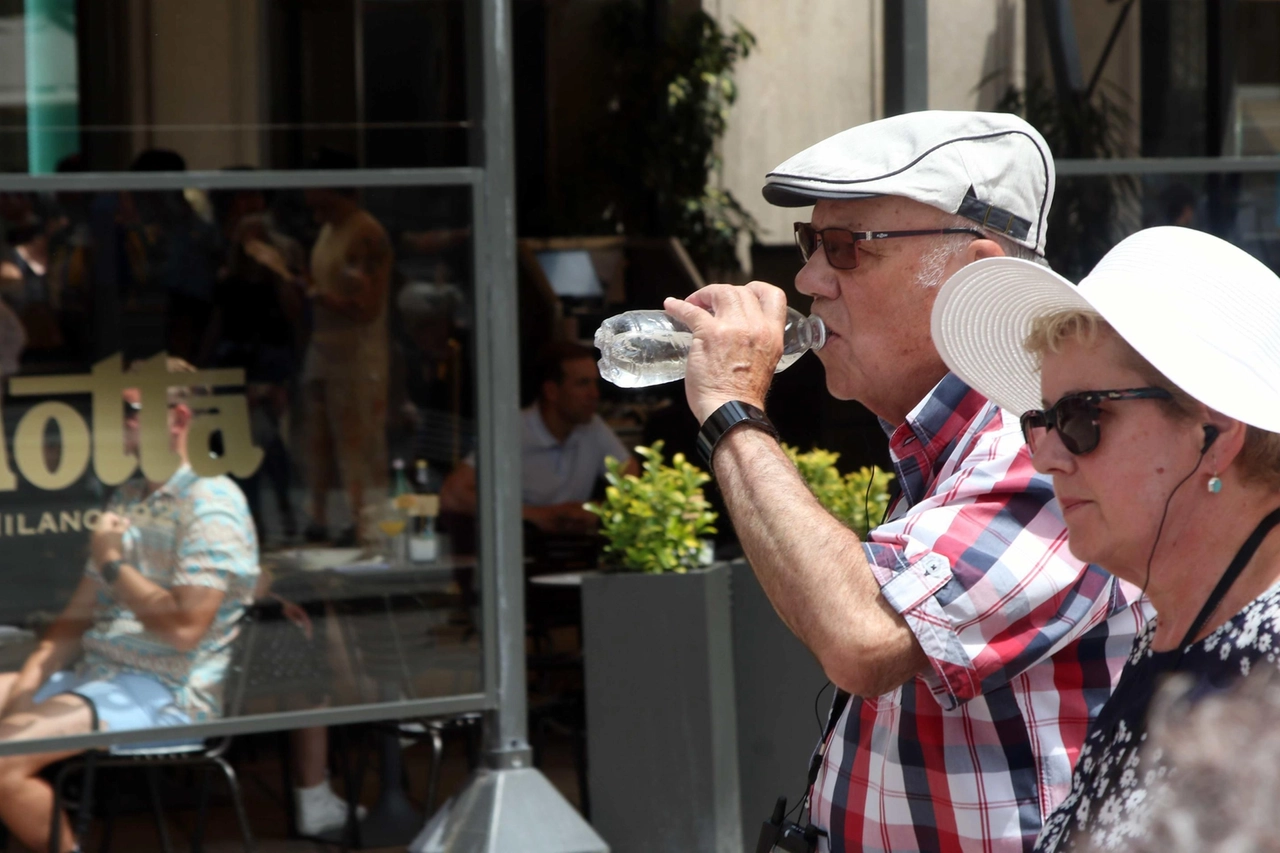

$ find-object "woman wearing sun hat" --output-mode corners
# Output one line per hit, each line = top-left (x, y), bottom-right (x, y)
(929, 225), (1280, 852)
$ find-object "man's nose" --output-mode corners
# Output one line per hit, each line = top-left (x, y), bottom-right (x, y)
(795, 252), (840, 301)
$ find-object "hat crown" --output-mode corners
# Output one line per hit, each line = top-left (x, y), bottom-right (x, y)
(764, 110), (1055, 255)
(1078, 227), (1280, 428)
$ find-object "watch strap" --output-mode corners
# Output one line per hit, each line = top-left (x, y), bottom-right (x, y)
(99, 559), (124, 586)
(697, 401), (779, 468)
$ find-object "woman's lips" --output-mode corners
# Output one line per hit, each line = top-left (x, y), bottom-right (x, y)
(1059, 497), (1091, 515)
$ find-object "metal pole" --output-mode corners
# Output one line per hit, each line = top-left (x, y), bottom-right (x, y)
(1041, 0), (1084, 96)
(410, 1), (607, 849)
(883, 0), (928, 116)
(474, 0), (528, 774)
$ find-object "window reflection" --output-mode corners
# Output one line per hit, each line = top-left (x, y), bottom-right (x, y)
(1, 1), (472, 173)
(0, 177), (482, 733)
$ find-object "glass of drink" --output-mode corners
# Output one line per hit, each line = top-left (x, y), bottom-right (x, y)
(374, 501), (409, 566)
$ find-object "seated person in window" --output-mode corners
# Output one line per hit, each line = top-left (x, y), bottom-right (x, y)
(441, 341), (639, 536)
(0, 358), (259, 853)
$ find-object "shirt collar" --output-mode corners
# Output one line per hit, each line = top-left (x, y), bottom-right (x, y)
(879, 372), (992, 508)
(151, 463), (198, 499)
(526, 405), (568, 450)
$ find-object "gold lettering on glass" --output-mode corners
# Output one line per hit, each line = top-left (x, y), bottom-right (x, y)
(6, 352), (264, 491)
(13, 401), (92, 490)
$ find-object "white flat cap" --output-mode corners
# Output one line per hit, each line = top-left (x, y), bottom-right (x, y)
(763, 110), (1055, 255)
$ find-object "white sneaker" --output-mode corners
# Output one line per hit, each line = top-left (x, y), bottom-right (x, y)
(296, 784), (368, 836)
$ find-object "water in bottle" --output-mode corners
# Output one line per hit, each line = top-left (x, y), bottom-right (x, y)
(594, 306), (826, 388)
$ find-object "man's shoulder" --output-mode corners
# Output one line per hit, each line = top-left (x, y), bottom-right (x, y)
(180, 475), (252, 516)
(521, 405), (551, 446)
(578, 414), (625, 445)
(352, 210), (390, 243)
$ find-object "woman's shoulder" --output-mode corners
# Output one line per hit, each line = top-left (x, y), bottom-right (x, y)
(1189, 584), (1280, 674)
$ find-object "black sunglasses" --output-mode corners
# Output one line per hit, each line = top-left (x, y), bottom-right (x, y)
(1019, 388), (1173, 456)
(123, 399), (179, 420)
(794, 222), (985, 270)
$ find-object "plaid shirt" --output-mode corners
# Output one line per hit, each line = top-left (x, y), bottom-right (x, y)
(810, 374), (1149, 853)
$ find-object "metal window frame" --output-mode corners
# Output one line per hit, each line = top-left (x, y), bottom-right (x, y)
(0, 162), (502, 757)
(0, 0), (526, 760)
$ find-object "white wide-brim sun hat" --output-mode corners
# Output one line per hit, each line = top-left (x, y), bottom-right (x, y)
(931, 225), (1280, 433)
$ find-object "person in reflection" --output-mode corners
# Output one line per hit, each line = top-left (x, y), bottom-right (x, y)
(298, 148), (393, 546)
(0, 357), (259, 853)
(203, 172), (306, 543)
(121, 149), (223, 362)
(440, 341), (639, 536)
(0, 194), (63, 365)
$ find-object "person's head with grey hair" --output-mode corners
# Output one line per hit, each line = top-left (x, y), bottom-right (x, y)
(756, 110), (1055, 423)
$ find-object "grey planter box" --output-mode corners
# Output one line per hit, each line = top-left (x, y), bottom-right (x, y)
(728, 560), (828, 851)
(582, 563), (743, 853)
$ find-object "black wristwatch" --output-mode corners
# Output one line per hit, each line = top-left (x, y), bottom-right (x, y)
(99, 559), (124, 586)
(697, 401), (779, 468)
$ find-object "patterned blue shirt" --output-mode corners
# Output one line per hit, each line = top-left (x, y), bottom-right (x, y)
(80, 465), (259, 720)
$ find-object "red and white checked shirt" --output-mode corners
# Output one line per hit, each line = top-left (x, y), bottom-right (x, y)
(809, 374), (1150, 853)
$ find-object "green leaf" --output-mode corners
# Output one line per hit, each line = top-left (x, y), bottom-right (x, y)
(590, 443), (719, 573)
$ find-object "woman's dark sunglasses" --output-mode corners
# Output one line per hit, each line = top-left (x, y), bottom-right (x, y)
(1019, 387), (1173, 456)
(794, 222), (984, 270)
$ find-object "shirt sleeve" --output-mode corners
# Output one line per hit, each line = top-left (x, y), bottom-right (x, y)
(175, 480), (259, 600)
(863, 407), (1136, 711)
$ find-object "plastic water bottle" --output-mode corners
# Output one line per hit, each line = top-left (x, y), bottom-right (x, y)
(594, 307), (827, 388)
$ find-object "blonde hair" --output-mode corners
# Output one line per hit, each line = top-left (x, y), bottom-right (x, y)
(1024, 309), (1280, 489)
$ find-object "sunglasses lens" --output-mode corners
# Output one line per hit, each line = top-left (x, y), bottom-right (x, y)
(821, 230), (858, 269)
(794, 223), (815, 263)
(1020, 411), (1047, 450)
(1056, 397), (1100, 455)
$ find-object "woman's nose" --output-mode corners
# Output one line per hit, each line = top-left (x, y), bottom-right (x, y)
(1029, 428), (1075, 477)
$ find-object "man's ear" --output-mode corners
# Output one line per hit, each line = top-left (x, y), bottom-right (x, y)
(966, 237), (1006, 263)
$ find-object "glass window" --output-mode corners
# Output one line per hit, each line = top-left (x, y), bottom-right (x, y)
(0, 0), (474, 173)
(0, 176), (485, 745)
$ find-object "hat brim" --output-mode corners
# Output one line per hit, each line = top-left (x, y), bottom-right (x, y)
(931, 257), (1095, 416)
(761, 182), (880, 208)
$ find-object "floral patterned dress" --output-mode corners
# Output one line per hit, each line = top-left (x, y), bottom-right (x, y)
(1034, 582), (1280, 852)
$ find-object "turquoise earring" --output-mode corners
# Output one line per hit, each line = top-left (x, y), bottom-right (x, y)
(1208, 474), (1223, 494)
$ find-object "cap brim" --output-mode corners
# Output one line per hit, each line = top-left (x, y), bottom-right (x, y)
(931, 257), (1094, 416)
(761, 182), (880, 207)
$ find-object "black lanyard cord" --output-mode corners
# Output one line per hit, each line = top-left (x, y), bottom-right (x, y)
(1179, 505), (1280, 649)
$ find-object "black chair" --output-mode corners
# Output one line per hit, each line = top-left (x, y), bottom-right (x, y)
(48, 606), (260, 853)
(328, 575), (484, 850)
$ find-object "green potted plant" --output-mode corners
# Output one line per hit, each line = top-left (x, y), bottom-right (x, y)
(783, 444), (895, 539)
(579, 442), (742, 852)
(585, 442), (718, 573)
